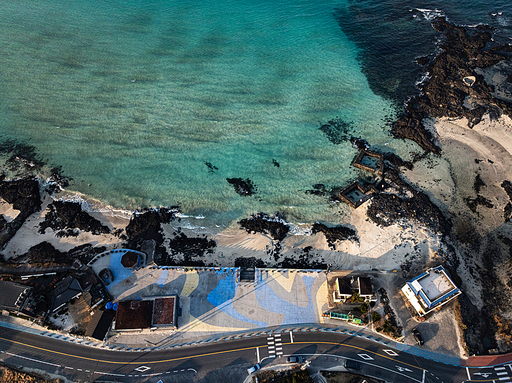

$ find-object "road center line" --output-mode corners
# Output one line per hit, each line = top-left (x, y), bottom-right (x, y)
(290, 331), (294, 343)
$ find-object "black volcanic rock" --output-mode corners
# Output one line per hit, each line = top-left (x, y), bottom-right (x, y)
(0, 176), (41, 249)
(392, 17), (512, 153)
(465, 195), (494, 213)
(125, 208), (179, 245)
(167, 232), (216, 261)
(311, 223), (358, 250)
(238, 212), (290, 242)
(226, 178), (257, 196)
(278, 246), (326, 269)
(392, 111), (441, 154)
(39, 201), (110, 236)
(383, 152), (413, 170)
(367, 189), (451, 235)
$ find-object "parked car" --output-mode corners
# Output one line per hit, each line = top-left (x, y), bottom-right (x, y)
(286, 356), (304, 363)
(247, 364), (260, 374)
(412, 328), (424, 345)
(344, 360), (361, 370)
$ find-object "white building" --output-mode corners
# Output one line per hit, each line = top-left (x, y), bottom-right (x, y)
(401, 266), (461, 317)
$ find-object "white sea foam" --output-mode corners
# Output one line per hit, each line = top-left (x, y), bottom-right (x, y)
(414, 8), (446, 21)
(288, 224), (313, 236)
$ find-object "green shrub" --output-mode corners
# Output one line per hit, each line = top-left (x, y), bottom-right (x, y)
(360, 302), (369, 313)
(372, 311), (381, 322)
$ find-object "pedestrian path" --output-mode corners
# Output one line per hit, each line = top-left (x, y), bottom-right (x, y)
(267, 332), (283, 358)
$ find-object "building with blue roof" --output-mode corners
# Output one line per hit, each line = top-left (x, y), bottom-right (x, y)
(401, 265), (461, 317)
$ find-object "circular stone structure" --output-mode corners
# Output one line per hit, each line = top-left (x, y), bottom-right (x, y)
(121, 251), (140, 268)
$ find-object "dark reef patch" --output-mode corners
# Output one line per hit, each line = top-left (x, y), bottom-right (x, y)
(39, 201), (110, 236)
(0, 139), (45, 174)
(226, 177), (257, 196)
(305, 184), (329, 196)
(204, 161), (218, 174)
(319, 117), (353, 144)
(311, 223), (358, 250)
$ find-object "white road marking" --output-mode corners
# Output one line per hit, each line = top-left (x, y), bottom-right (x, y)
(396, 366), (413, 372)
(257, 347), (260, 363)
(358, 354), (374, 360)
(383, 349), (399, 356)
(497, 372), (508, 376)
(422, 369), (426, 383)
(4, 352), (61, 368)
(499, 377), (511, 381)
(290, 331), (294, 343)
(496, 367), (507, 371)
(475, 372), (492, 378)
(466, 367), (471, 381)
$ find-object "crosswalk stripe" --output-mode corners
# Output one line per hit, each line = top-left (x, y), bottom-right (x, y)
(496, 367), (506, 371)
(497, 372), (508, 376)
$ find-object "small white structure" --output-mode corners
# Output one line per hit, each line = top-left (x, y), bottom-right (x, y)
(401, 266), (461, 317)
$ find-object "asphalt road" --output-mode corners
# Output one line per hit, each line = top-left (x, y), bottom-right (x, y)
(0, 326), (507, 383)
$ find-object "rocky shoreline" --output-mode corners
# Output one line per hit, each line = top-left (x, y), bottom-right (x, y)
(392, 17), (512, 153)
(0, 16), (510, 358)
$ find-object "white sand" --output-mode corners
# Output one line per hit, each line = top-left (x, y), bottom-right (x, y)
(0, 198), (20, 222)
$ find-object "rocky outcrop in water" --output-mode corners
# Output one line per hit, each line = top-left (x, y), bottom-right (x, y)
(226, 177), (257, 196)
(126, 208), (179, 245)
(0, 176), (41, 249)
(39, 201), (110, 236)
(392, 17), (512, 153)
(238, 212), (290, 242)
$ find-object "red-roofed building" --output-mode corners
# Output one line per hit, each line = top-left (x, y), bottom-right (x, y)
(114, 295), (178, 331)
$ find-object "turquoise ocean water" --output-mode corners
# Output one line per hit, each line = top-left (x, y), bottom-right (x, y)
(0, 0), (510, 230)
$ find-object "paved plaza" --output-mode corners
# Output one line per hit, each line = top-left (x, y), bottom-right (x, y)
(90, 252), (329, 340)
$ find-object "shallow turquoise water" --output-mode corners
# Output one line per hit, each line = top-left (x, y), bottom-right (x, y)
(0, 0), (425, 226)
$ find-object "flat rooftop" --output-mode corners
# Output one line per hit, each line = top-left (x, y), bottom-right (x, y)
(416, 269), (454, 302)
(115, 300), (153, 330)
(152, 297), (176, 326)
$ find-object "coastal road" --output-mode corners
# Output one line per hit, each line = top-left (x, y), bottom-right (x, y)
(0, 326), (499, 382)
